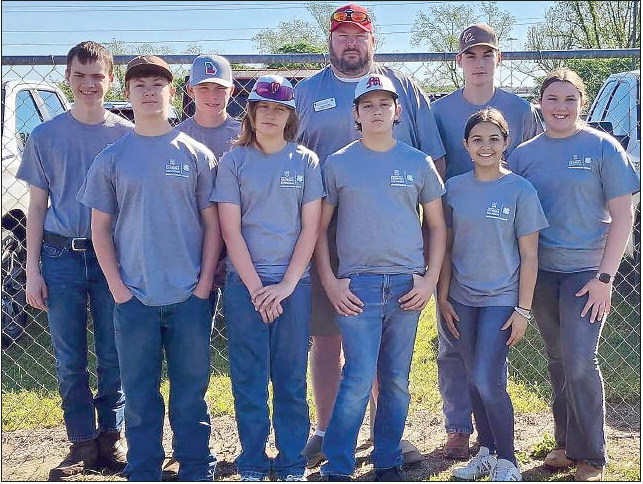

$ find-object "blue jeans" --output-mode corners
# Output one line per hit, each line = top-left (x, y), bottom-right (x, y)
(40, 243), (123, 443)
(225, 272), (311, 480)
(450, 300), (516, 464)
(437, 306), (473, 434)
(321, 273), (420, 478)
(533, 270), (606, 468)
(113, 294), (216, 481)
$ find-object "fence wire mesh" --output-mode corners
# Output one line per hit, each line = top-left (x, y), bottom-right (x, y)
(2, 51), (640, 481)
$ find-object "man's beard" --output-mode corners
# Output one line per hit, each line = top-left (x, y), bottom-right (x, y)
(330, 48), (373, 76)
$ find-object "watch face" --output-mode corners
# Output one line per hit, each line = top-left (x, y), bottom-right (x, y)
(598, 273), (611, 283)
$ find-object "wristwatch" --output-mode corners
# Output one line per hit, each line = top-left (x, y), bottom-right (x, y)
(513, 306), (533, 320)
(596, 272), (612, 284)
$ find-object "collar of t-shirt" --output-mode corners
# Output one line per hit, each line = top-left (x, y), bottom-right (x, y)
(331, 69), (368, 84)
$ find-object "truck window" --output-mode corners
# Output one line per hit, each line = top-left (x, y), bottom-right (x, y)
(38, 90), (67, 118)
(588, 80), (617, 121)
(603, 82), (631, 137)
(15, 90), (44, 144)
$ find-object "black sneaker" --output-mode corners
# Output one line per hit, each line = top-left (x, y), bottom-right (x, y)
(375, 466), (406, 482)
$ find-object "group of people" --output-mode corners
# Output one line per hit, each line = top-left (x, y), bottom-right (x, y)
(18, 3), (638, 483)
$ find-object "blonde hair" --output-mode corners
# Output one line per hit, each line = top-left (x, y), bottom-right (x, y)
(234, 102), (299, 149)
(540, 67), (587, 108)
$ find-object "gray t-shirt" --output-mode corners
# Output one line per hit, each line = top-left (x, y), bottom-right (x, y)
(78, 130), (215, 306)
(445, 172), (548, 307)
(295, 65), (445, 165)
(16, 111), (133, 238)
(211, 142), (325, 278)
(176, 116), (241, 159)
(509, 126), (640, 273)
(324, 140), (444, 278)
(432, 88), (542, 180)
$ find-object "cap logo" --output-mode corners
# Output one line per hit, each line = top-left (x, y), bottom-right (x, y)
(270, 82), (281, 93)
(366, 76), (382, 88)
(205, 62), (217, 75)
(461, 29), (475, 43)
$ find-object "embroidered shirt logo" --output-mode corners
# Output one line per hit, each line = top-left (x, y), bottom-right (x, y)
(390, 169), (414, 187)
(205, 62), (217, 75)
(366, 76), (382, 88)
(568, 154), (592, 170)
(165, 159), (189, 178)
(280, 170), (304, 189)
(485, 201), (510, 221)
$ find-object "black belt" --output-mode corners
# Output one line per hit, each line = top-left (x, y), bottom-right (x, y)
(43, 231), (93, 252)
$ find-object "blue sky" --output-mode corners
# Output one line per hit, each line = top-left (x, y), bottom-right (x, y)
(2, 1), (554, 57)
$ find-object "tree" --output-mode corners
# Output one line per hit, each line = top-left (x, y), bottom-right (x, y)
(267, 43), (325, 70)
(410, 1), (515, 89)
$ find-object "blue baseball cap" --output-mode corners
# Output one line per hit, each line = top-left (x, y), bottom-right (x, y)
(189, 54), (233, 88)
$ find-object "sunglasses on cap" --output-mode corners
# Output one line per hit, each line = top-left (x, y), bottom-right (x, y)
(332, 9), (370, 24)
(253, 81), (294, 102)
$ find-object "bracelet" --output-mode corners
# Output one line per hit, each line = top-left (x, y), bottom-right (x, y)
(513, 306), (533, 320)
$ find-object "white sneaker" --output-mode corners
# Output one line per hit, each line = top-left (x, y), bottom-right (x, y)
(453, 446), (497, 480)
(282, 475), (307, 481)
(491, 459), (522, 481)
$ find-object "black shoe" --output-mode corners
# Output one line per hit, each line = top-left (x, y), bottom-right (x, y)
(48, 439), (99, 481)
(375, 466), (406, 482)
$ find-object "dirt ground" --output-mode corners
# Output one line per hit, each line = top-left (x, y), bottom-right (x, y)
(2, 410), (639, 482)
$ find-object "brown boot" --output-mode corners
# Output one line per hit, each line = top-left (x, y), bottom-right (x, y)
(48, 439), (99, 481)
(544, 447), (573, 469)
(574, 462), (603, 481)
(97, 431), (127, 473)
(443, 432), (470, 460)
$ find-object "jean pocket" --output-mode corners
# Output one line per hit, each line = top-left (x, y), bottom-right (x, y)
(191, 293), (210, 302)
(115, 295), (137, 307)
(41, 243), (66, 258)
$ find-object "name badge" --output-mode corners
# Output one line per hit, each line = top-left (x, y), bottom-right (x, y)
(313, 98), (336, 112)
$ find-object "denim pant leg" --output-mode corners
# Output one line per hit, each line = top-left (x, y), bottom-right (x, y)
(225, 274), (271, 479)
(270, 278), (311, 479)
(164, 295), (217, 481)
(532, 271), (568, 449)
(437, 304), (473, 435)
(114, 298), (165, 481)
(535, 271), (607, 468)
(86, 252), (123, 434)
(453, 301), (516, 463)
(372, 274), (420, 470)
(321, 274), (383, 477)
(41, 246), (97, 443)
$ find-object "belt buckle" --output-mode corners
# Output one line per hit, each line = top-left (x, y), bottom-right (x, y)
(71, 238), (87, 252)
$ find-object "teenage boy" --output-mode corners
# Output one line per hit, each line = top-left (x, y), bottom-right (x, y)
(316, 74), (446, 481)
(295, 3), (445, 466)
(431, 23), (543, 459)
(17, 41), (132, 481)
(78, 55), (221, 481)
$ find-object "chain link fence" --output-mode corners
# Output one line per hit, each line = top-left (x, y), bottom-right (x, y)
(2, 50), (640, 479)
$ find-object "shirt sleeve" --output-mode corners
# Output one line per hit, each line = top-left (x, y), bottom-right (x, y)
(210, 151), (241, 205)
(600, 136), (641, 200)
(77, 152), (118, 215)
(195, 149), (215, 211)
(444, 184), (454, 229)
(522, 104), (544, 142)
(419, 155), (446, 204)
(322, 160), (339, 207)
(507, 148), (522, 175)
(514, 180), (549, 237)
(15, 128), (49, 190)
(302, 150), (326, 205)
(408, 78), (446, 160)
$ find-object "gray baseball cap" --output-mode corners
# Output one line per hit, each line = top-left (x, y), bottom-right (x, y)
(189, 54), (233, 87)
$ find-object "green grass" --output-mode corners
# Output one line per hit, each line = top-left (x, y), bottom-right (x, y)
(2, 293), (639, 432)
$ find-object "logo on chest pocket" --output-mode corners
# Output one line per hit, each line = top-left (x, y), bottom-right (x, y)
(280, 170), (304, 189)
(485, 201), (511, 222)
(165, 159), (190, 178)
(567, 154), (592, 170)
(390, 169), (414, 187)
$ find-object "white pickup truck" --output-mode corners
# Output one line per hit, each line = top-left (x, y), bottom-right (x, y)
(1, 79), (69, 347)
(586, 71), (641, 276)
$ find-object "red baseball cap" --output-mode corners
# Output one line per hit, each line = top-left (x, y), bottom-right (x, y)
(330, 3), (373, 33)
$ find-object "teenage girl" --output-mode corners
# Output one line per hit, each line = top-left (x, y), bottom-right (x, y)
(211, 75), (324, 482)
(439, 108), (548, 482)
